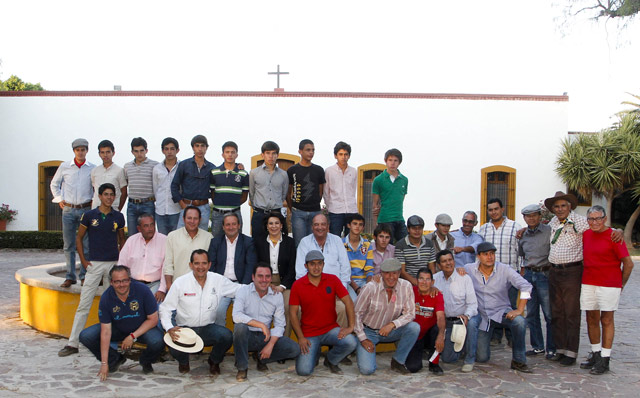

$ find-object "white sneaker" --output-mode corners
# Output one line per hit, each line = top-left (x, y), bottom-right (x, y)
(461, 363), (474, 373)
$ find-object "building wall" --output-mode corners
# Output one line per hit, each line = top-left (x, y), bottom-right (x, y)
(0, 93), (569, 232)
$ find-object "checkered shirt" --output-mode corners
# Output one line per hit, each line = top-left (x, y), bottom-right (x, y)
(548, 211), (589, 264)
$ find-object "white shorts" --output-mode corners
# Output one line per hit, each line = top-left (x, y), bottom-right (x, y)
(580, 284), (621, 311)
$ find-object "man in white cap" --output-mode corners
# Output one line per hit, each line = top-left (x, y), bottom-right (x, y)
(518, 204), (554, 359)
(50, 138), (95, 288)
(425, 213), (455, 272)
(433, 249), (478, 372)
(160, 249), (238, 375)
(354, 258), (419, 375)
(290, 250), (357, 376)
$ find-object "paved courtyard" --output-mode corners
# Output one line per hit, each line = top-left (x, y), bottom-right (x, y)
(1, 249), (639, 397)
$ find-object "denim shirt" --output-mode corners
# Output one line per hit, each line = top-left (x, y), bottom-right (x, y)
(171, 156), (216, 202)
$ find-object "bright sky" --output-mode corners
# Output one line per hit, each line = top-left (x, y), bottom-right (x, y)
(1, 0), (638, 132)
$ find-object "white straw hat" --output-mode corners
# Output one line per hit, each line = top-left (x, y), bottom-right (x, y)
(163, 327), (204, 353)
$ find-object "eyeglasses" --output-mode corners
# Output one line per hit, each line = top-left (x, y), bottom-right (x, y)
(112, 278), (131, 285)
(462, 219), (476, 224)
(587, 216), (605, 222)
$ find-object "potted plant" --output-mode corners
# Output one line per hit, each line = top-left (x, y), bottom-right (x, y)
(0, 203), (17, 231)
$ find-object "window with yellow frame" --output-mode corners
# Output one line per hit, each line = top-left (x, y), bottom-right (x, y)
(480, 165), (516, 222)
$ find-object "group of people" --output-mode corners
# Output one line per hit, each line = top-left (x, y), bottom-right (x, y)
(50, 135), (634, 381)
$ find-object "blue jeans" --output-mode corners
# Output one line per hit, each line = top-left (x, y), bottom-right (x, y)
(441, 319), (476, 364)
(232, 323), (300, 370)
(356, 323), (420, 375)
(328, 212), (357, 238)
(477, 313), (527, 364)
(79, 323), (165, 367)
(211, 208), (243, 238)
(168, 323), (233, 365)
(62, 206), (89, 281)
(348, 281), (363, 303)
(523, 269), (555, 353)
(127, 201), (156, 237)
(215, 296), (234, 327)
(379, 220), (407, 243)
(155, 213), (180, 236)
(176, 203), (210, 231)
(295, 327), (358, 376)
(492, 286), (518, 343)
(291, 208), (321, 246)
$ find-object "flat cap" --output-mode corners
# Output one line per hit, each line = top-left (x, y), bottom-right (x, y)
(72, 138), (89, 149)
(305, 250), (324, 263)
(407, 215), (425, 227)
(380, 258), (402, 272)
(521, 204), (542, 215)
(435, 213), (453, 225)
(476, 241), (497, 254)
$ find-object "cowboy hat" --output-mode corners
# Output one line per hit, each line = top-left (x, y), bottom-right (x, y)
(544, 191), (578, 211)
(163, 327), (204, 353)
(451, 321), (467, 352)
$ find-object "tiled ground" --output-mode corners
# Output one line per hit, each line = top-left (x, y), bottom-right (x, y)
(1, 249), (638, 397)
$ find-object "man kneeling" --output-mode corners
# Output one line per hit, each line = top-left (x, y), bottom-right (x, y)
(355, 258), (420, 375)
(232, 262), (300, 382)
(79, 265), (164, 380)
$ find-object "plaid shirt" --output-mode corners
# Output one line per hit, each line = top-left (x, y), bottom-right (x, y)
(478, 217), (522, 271)
(548, 211), (589, 264)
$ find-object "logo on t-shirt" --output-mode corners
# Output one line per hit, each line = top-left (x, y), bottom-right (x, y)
(91, 219), (99, 227)
(129, 300), (139, 311)
(112, 305), (120, 313)
(112, 222), (119, 232)
(415, 303), (434, 318)
(235, 175), (241, 183)
(326, 286), (332, 294)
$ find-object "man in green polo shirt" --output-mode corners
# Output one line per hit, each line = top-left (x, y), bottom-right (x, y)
(372, 148), (408, 243)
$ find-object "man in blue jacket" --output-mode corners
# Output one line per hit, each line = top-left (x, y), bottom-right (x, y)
(208, 213), (257, 326)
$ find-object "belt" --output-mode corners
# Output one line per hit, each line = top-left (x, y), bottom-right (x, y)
(183, 199), (209, 206)
(64, 201), (91, 209)
(129, 196), (155, 204)
(526, 265), (551, 273)
(446, 316), (463, 322)
(253, 207), (280, 214)
(134, 279), (158, 285)
(551, 261), (582, 269)
(212, 207), (240, 214)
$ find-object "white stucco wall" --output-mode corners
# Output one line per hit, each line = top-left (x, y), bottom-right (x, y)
(0, 93), (568, 232)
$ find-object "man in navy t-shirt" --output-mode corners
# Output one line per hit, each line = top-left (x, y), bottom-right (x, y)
(59, 183), (126, 357)
(79, 265), (164, 380)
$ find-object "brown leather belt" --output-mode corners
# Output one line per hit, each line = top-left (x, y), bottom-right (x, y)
(129, 197), (155, 204)
(551, 261), (582, 269)
(183, 199), (209, 206)
(64, 201), (91, 209)
(526, 266), (551, 273)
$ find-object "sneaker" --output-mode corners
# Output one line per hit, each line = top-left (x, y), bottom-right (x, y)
(526, 349), (545, 356)
(109, 355), (126, 373)
(390, 358), (410, 375)
(547, 353), (564, 362)
(590, 356), (610, 375)
(428, 362), (444, 375)
(58, 345), (79, 357)
(324, 357), (343, 374)
(580, 351), (600, 370)
(461, 363), (474, 373)
(559, 356), (576, 366)
(510, 360), (532, 373)
(545, 352), (556, 360)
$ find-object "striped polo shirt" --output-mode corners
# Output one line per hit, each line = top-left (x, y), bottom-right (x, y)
(210, 164), (249, 210)
(124, 158), (159, 199)
(395, 236), (436, 278)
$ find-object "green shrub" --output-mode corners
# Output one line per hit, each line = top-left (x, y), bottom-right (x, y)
(0, 231), (63, 249)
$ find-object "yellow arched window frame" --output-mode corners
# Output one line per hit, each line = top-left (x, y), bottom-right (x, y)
(480, 165), (516, 223)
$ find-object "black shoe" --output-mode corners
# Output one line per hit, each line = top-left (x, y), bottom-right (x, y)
(324, 357), (343, 374)
(277, 360), (286, 364)
(590, 355), (610, 375)
(141, 363), (153, 374)
(252, 352), (269, 371)
(428, 362), (444, 375)
(526, 349), (545, 356)
(340, 356), (353, 366)
(390, 358), (410, 375)
(510, 360), (532, 373)
(580, 351), (600, 370)
(548, 353), (564, 362)
(58, 345), (79, 357)
(559, 356), (576, 366)
(109, 355), (126, 373)
(507, 339), (513, 348)
(545, 352), (556, 360)
(178, 363), (190, 374)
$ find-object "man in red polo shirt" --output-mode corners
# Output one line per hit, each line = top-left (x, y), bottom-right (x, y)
(579, 205), (634, 375)
(289, 250), (358, 375)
